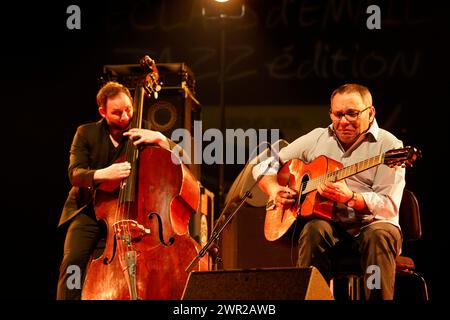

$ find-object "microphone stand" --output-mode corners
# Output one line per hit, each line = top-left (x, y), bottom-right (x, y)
(185, 160), (274, 273)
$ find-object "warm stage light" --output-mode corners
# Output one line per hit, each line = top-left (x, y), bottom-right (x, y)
(202, 0), (245, 19)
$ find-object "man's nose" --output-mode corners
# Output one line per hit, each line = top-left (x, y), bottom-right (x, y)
(338, 115), (351, 124)
(121, 112), (130, 121)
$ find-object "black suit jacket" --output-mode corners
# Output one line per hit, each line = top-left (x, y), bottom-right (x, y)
(59, 119), (179, 227)
(58, 119), (125, 227)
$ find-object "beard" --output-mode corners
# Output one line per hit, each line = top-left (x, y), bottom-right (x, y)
(108, 121), (130, 132)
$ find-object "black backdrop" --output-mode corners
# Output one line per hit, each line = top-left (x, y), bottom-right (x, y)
(2, 0), (448, 304)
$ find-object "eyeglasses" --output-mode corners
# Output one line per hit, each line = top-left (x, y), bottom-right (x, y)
(329, 106), (370, 122)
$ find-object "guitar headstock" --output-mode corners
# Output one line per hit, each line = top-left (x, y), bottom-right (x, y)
(140, 55), (162, 99)
(384, 146), (421, 168)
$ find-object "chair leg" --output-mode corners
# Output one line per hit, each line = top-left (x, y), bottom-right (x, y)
(396, 270), (429, 301)
(329, 278), (334, 296)
(355, 277), (361, 300)
(410, 271), (429, 301)
(348, 275), (362, 300)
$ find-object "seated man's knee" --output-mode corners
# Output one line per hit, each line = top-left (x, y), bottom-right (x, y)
(299, 219), (333, 245)
(360, 224), (401, 254)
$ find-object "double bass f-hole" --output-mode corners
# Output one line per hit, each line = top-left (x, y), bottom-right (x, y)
(148, 212), (175, 246)
(103, 236), (117, 265)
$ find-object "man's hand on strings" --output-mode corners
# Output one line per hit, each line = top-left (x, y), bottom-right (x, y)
(317, 180), (353, 204)
(94, 161), (131, 182)
(103, 162), (131, 180)
(269, 184), (298, 210)
(124, 128), (170, 149)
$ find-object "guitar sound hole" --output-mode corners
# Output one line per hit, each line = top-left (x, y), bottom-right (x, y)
(298, 175), (309, 206)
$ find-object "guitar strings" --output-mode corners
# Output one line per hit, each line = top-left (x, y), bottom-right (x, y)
(298, 154), (384, 195)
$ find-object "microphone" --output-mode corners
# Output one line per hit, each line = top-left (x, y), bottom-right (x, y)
(249, 139), (287, 167)
(223, 139), (288, 209)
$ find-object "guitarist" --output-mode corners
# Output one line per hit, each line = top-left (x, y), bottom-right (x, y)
(253, 84), (405, 300)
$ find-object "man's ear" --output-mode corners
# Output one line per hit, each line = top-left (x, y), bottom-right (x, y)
(98, 106), (106, 118)
(369, 105), (376, 122)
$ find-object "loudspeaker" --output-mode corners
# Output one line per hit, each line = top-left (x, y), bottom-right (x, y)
(142, 87), (200, 139)
(142, 87), (201, 179)
(103, 63), (196, 95)
(181, 267), (334, 300)
(188, 186), (215, 270)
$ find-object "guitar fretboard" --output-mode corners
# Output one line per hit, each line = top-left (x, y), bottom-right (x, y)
(302, 153), (385, 194)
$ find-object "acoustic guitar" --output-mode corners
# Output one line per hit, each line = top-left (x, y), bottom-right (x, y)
(264, 146), (420, 241)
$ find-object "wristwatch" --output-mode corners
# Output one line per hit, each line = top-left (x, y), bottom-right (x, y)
(346, 191), (356, 206)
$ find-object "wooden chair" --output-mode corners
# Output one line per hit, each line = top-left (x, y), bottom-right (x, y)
(331, 189), (429, 300)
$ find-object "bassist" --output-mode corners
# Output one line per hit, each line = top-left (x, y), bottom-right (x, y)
(56, 81), (173, 299)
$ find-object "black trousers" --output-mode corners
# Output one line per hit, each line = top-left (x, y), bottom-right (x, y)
(297, 219), (402, 300)
(56, 213), (103, 300)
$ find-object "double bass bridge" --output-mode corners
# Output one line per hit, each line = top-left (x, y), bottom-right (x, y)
(113, 219), (151, 244)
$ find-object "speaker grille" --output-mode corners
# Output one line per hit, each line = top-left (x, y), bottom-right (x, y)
(182, 267), (334, 300)
(145, 100), (178, 132)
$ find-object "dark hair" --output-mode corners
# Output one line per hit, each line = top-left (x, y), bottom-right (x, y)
(96, 81), (132, 109)
(330, 83), (373, 106)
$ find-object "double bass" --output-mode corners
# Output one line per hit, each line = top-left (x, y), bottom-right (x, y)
(82, 56), (208, 300)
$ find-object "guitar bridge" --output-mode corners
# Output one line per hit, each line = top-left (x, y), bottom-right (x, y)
(266, 200), (276, 210)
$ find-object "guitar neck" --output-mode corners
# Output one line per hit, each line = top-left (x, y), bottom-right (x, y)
(303, 153), (385, 194)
